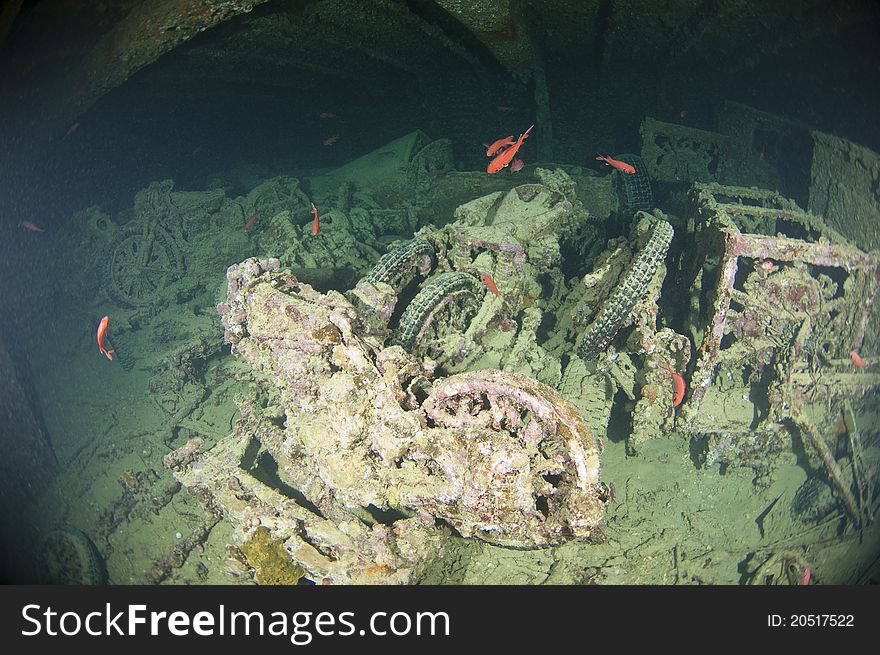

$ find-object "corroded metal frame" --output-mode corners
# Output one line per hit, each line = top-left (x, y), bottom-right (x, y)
(681, 182), (880, 430)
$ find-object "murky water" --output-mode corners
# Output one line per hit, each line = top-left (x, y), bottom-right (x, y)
(1, 0), (878, 585)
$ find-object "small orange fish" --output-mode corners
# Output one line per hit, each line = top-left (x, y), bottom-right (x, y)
(850, 350), (866, 368)
(487, 125), (533, 174)
(486, 134), (515, 157)
(509, 158), (524, 173)
(758, 144), (765, 161)
(800, 565), (811, 586)
(323, 135), (339, 146)
(65, 121), (80, 138)
(760, 260), (774, 271)
(310, 202), (319, 236)
(97, 315), (115, 361)
(596, 154), (636, 174)
(659, 363), (685, 407)
(243, 211), (259, 232)
(20, 220), (44, 232)
(480, 273), (500, 296)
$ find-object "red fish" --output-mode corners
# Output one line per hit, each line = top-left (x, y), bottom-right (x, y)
(486, 134), (515, 157)
(97, 315), (115, 361)
(800, 565), (811, 586)
(487, 125), (533, 174)
(243, 211), (259, 232)
(596, 154), (636, 174)
(659, 363), (686, 407)
(20, 220), (44, 232)
(509, 158), (524, 173)
(481, 273), (500, 296)
(850, 350), (866, 368)
(310, 202), (319, 236)
(323, 135), (339, 146)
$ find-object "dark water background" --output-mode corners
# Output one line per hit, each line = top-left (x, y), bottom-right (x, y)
(1, 0), (879, 584)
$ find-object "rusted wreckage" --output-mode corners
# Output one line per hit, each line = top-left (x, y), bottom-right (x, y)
(163, 115), (878, 583)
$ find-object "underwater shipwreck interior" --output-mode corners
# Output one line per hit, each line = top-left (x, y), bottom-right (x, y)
(1, 0), (879, 585)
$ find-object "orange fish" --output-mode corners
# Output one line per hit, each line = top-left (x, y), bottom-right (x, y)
(596, 154), (636, 174)
(243, 211), (259, 232)
(509, 158), (524, 173)
(487, 125), (533, 174)
(20, 220), (44, 232)
(486, 134), (515, 157)
(659, 363), (685, 407)
(758, 144), (765, 161)
(800, 565), (811, 586)
(480, 273), (500, 296)
(850, 350), (866, 368)
(97, 315), (115, 361)
(65, 121), (80, 138)
(310, 202), (319, 235)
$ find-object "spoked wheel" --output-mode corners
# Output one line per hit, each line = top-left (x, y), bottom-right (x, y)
(103, 224), (184, 307)
(418, 369), (607, 548)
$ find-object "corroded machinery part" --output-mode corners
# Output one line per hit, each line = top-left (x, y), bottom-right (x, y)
(577, 219), (674, 361)
(217, 257), (369, 395)
(103, 179), (186, 308)
(345, 280), (399, 335)
(172, 436), (447, 585)
(418, 369), (606, 548)
(364, 239), (435, 290)
(746, 551), (812, 586)
(40, 527), (107, 585)
(678, 182), (880, 476)
(614, 153), (653, 215)
(392, 271), (484, 351)
(104, 223), (183, 308)
(211, 256), (608, 573)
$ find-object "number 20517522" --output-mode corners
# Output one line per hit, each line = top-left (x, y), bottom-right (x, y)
(768, 614), (854, 627)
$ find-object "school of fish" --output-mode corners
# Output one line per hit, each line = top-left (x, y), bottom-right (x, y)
(484, 124), (637, 177)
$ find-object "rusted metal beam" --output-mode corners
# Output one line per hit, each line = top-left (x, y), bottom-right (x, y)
(41, 0), (274, 135)
(434, 0), (535, 79)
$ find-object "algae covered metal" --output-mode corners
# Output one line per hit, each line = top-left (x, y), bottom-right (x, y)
(172, 238), (608, 582)
(678, 183), (880, 479)
(126, 112), (879, 585)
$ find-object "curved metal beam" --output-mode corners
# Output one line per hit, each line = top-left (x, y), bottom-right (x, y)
(39, 0), (275, 138)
